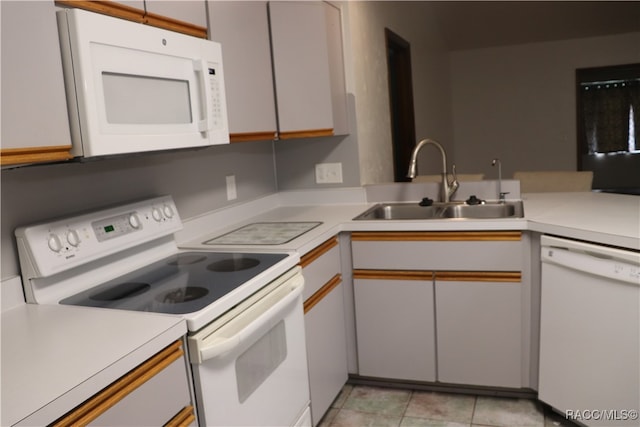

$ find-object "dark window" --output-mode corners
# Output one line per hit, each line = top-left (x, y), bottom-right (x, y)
(577, 64), (640, 194)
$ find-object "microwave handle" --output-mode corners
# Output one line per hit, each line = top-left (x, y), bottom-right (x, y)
(194, 59), (213, 133)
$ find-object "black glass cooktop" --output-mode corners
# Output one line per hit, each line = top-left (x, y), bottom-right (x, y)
(61, 252), (288, 314)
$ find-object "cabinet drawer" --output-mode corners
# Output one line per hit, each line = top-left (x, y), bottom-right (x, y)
(53, 341), (192, 427)
(351, 231), (523, 271)
(300, 236), (340, 301)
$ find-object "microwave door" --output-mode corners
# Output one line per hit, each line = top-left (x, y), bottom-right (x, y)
(87, 45), (213, 157)
(58, 8), (229, 158)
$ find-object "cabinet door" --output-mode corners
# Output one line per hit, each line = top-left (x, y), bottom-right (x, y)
(1, 0), (72, 166)
(269, 1), (334, 139)
(144, 0), (207, 37)
(208, 1), (277, 142)
(353, 272), (436, 382)
(304, 278), (348, 426)
(144, 0), (206, 27)
(323, 2), (349, 136)
(301, 237), (347, 426)
(435, 275), (522, 388)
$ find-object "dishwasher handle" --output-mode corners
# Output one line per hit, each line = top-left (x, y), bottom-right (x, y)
(542, 238), (639, 286)
(190, 274), (304, 364)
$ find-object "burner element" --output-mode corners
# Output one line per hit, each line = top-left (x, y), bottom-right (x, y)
(208, 257), (260, 272)
(167, 254), (207, 266)
(90, 282), (151, 301)
(156, 287), (209, 304)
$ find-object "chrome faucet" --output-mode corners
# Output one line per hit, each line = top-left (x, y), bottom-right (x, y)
(491, 158), (509, 202)
(407, 138), (459, 203)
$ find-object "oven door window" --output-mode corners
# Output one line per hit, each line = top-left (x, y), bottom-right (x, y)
(236, 320), (287, 403)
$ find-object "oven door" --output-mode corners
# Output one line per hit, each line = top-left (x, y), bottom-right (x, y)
(57, 8), (229, 158)
(188, 267), (310, 427)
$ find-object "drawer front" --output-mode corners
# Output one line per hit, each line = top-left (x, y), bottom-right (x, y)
(351, 231), (523, 271)
(53, 341), (192, 427)
(300, 236), (340, 301)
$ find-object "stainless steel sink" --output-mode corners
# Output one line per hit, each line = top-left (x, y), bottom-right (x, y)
(442, 203), (522, 219)
(353, 201), (524, 220)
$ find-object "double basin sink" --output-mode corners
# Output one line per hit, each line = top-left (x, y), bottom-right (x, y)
(354, 200), (524, 221)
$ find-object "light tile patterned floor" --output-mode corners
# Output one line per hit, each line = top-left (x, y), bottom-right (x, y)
(319, 384), (578, 427)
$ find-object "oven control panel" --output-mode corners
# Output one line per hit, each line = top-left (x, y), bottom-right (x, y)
(15, 196), (182, 279)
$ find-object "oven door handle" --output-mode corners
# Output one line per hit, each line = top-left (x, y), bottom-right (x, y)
(193, 275), (304, 363)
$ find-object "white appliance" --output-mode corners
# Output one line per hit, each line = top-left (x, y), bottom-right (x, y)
(56, 8), (229, 158)
(539, 235), (639, 427)
(15, 196), (311, 427)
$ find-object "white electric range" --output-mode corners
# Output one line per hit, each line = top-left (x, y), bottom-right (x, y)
(15, 196), (312, 427)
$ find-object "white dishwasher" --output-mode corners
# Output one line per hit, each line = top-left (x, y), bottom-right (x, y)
(539, 235), (640, 427)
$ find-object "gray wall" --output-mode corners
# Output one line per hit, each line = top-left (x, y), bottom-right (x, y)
(450, 32), (640, 179)
(275, 95), (361, 189)
(1, 141), (276, 279)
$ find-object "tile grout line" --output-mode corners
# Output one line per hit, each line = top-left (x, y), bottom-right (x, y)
(470, 394), (478, 426)
(398, 388), (415, 425)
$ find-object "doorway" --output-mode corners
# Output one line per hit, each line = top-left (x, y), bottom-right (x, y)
(386, 28), (416, 182)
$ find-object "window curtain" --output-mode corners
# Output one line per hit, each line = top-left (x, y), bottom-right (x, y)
(629, 81), (640, 148)
(581, 80), (639, 154)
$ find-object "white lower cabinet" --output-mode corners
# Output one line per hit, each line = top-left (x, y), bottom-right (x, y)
(351, 231), (526, 389)
(52, 340), (194, 427)
(300, 237), (348, 426)
(435, 276), (522, 388)
(353, 272), (436, 381)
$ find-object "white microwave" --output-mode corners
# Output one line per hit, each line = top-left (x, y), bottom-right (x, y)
(57, 8), (229, 158)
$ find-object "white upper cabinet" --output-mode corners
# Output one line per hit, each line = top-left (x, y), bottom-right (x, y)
(268, 1), (334, 139)
(208, 0), (347, 142)
(1, 0), (72, 166)
(208, 1), (277, 142)
(55, 0), (207, 38)
(114, 1), (145, 11)
(324, 1), (349, 136)
(144, 0), (207, 29)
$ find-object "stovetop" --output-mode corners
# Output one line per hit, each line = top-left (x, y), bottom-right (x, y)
(61, 251), (288, 315)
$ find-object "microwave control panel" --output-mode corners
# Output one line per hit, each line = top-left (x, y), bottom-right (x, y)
(208, 65), (223, 130)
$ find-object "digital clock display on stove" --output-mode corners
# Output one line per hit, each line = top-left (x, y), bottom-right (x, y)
(92, 212), (141, 242)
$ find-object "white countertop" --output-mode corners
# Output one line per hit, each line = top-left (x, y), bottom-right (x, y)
(178, 188), (639, 252)
(523, 192), (640, 250)
(1, 300), (186, 426)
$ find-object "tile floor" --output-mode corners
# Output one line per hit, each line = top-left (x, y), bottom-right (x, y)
(319, 384), (578, 427)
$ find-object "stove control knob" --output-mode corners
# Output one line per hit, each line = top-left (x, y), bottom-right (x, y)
(151, 207), (163, 222)
(66, 230), (80, 247)
(129, 213), (141, 229)
(163, 205), (174, 219)
(48, 234), (62, 252)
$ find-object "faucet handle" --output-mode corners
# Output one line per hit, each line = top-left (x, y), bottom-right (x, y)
(448, 164), (460, 197)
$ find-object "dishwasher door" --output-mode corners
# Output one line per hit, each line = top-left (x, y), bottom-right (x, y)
(539, 235), (640, 427)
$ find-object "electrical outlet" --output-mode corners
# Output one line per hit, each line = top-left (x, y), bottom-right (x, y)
(226, 175), (237, 200)
(315, 163), (343, 184)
